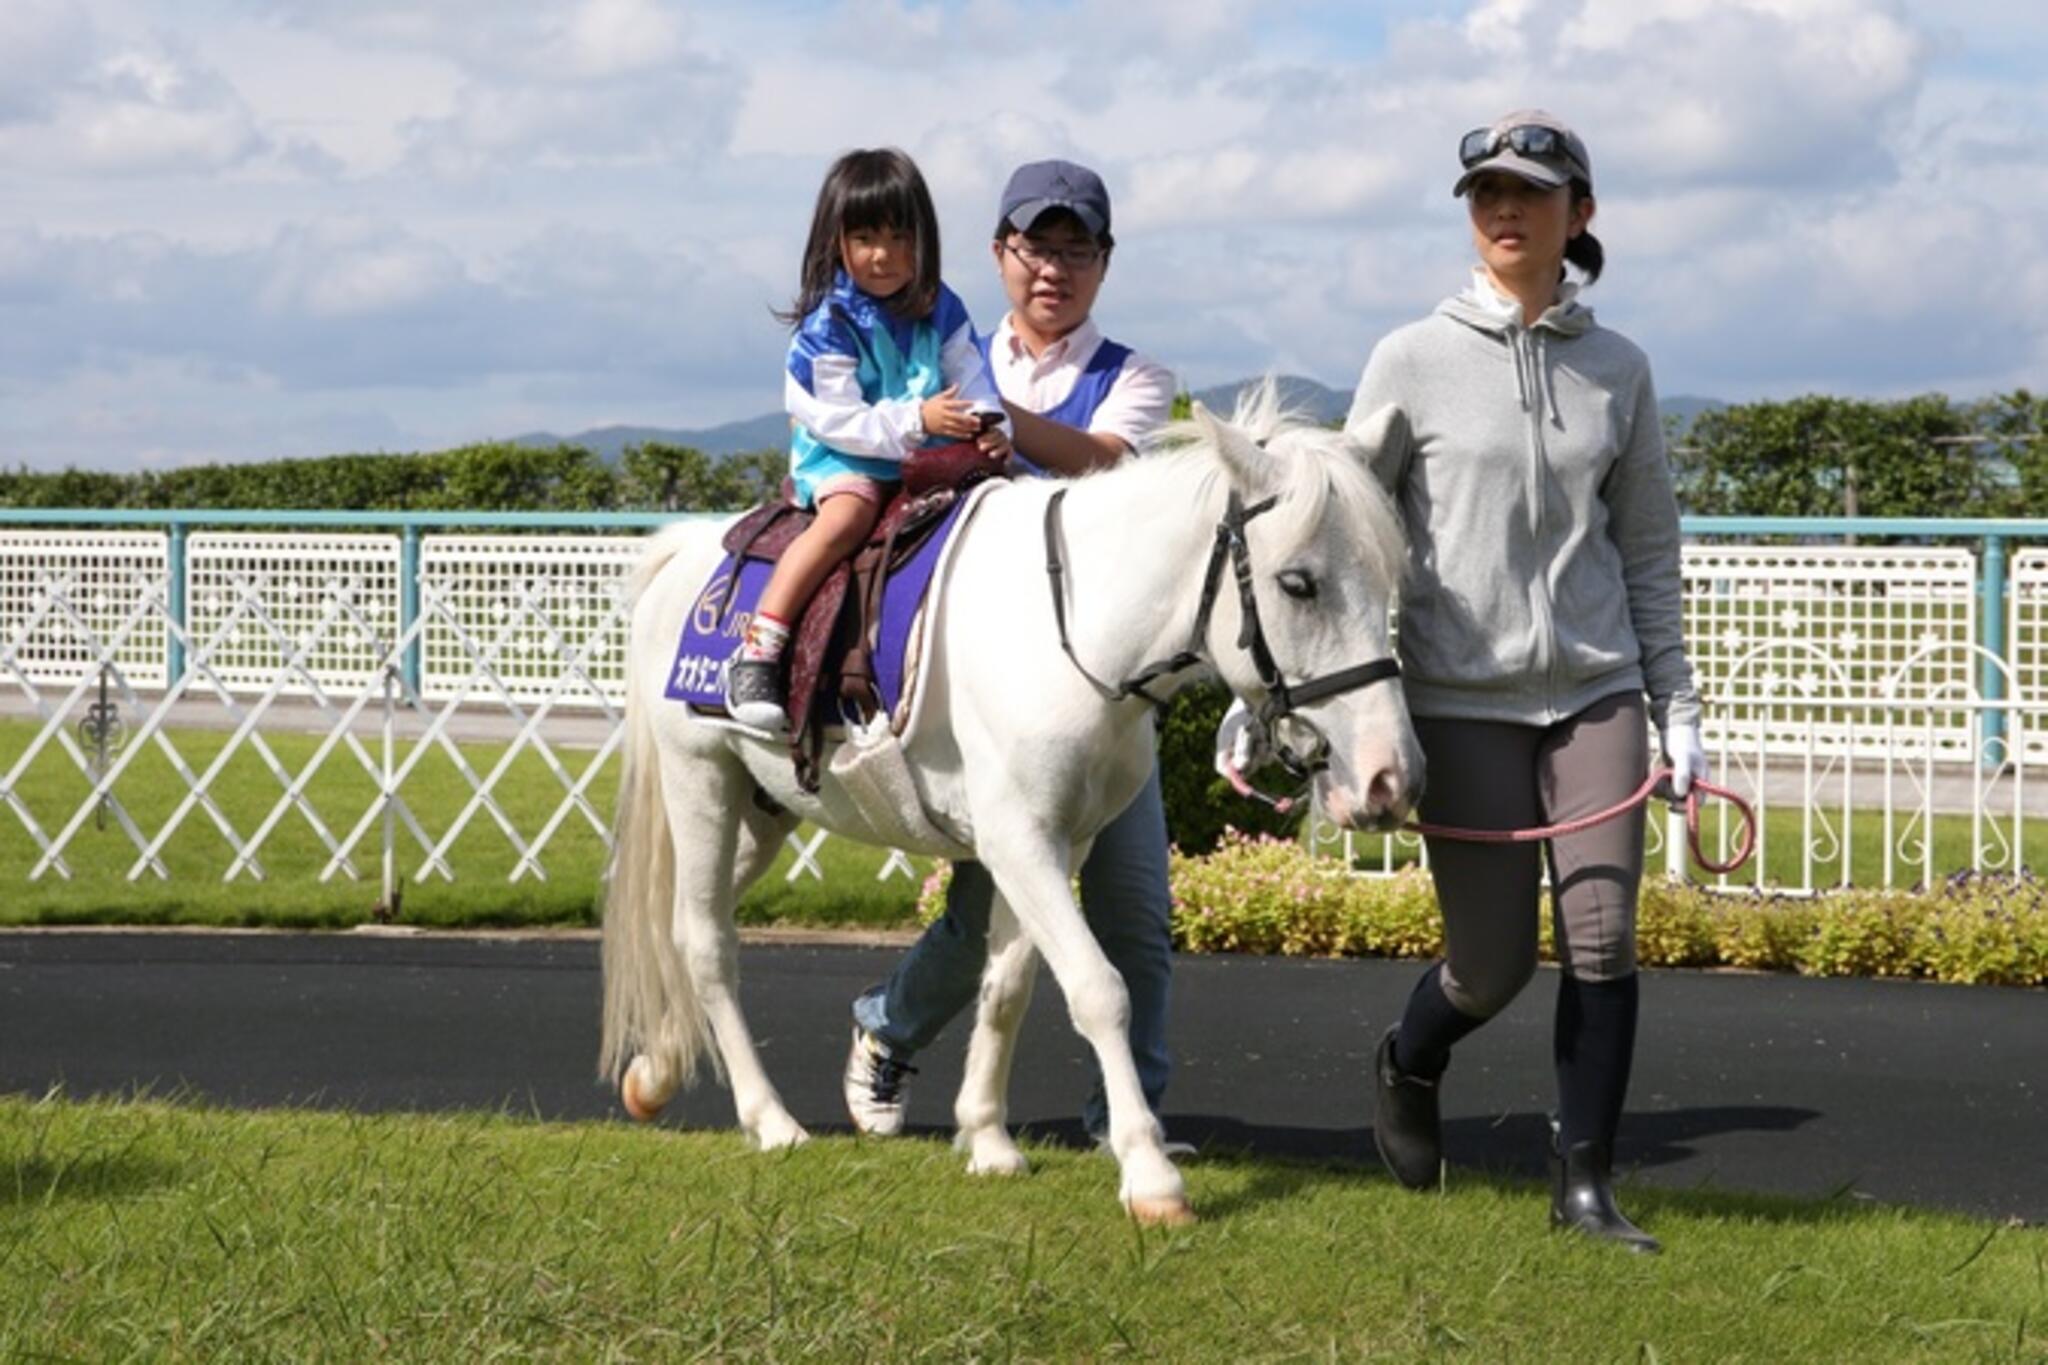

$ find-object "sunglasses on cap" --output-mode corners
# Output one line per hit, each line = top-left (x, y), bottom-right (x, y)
(1458, 124), (1585, 174)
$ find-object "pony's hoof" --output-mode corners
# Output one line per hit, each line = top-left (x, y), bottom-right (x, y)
(620, 1056), (671, 1123)
(1124, 1195), (1197, 1227)
(956, 1126), (1029, 1176)
(965, 1145), (1030, 1177)
(753, 1118), (811, 1151)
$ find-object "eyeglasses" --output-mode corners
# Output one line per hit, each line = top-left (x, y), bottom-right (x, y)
(1459, 124), (1584, 174)
(1001, 239), (1106, 272)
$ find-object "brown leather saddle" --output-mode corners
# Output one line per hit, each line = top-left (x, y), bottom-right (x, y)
(717, 440), (1005, 791)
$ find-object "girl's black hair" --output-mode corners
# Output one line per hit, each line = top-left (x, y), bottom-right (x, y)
(778, 148), (941, 325)
(1563, 177), (1604, 284)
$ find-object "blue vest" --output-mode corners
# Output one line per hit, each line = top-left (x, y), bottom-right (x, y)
(977, 332), (1132, 478)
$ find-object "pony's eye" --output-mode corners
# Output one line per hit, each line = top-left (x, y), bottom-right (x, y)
(1277, 569), (1317, 601)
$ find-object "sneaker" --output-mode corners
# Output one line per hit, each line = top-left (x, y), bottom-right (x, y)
(724, 657), (788, 731)
(843, 1026), (917, 1136)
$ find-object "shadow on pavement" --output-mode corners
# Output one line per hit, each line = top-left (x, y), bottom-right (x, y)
(997, 1102), (1822, 1176)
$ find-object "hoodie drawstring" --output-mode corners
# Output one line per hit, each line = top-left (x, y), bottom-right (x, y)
(1538, 331), (1563, 429)
(1510, 329), (1533, 412)
(1512, 328), (1564, 428)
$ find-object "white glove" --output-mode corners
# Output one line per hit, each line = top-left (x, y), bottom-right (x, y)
(1660, 719), (1708, 798)
(1213, 697), (1271, 785)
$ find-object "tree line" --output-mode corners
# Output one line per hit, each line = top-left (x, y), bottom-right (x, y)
(1671, 389), (2046, 518)
(0, 443), (786, 515)
(2, 390), (2044, 518)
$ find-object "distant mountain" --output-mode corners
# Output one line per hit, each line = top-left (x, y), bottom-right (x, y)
(508, 413), (789, 461)
(1660, 394), (1726, 438)
(508, 377), (1718, 459)
(1191, 375), (1352, 424)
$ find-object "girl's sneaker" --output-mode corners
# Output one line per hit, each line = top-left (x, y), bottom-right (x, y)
(724, 658), (788, 731)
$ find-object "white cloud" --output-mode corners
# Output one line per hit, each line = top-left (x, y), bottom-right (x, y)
(255, 220), (466, 319)
(0, 0), (97, 121)
(1376, 0), (1933, 194)
(390, 11), (741, 175)
(560, 0), (684, 77)
(1, 0), (2044, 469)
(0, 19), (269, 176)
(1125, 146), (1406, 228)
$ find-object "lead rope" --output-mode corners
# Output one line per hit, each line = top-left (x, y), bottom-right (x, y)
(1225, 765), (1757, 874)
(1405, 767), (1757, 875)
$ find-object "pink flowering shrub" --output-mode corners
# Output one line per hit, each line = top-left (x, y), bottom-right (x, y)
(1168, 827), (1440, 958)
(1903, 873), (2048, 986)
(911, 839), (2046, 985)
(914, 861), (952, 926)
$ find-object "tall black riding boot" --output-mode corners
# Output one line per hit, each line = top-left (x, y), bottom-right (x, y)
(1373, 963), (1484, 1191)
(1550, 973), (1660, 1253)
(1550, 1129), (1660, 1253)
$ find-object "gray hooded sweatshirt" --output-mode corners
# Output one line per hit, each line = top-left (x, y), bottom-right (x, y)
(1346, 280), (1700, 730)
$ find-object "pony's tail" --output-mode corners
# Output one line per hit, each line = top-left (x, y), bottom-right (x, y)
(599, 545), (713, 1100)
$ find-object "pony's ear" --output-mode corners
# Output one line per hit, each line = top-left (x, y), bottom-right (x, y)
(1193, 399), (1275, 497)
(1348, 403), (1410, 462)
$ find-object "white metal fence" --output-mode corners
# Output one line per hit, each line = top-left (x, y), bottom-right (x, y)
(1323, 540), (2048, 893)
(5, 522), (2047, 894)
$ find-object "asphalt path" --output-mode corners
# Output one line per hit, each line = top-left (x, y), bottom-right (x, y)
(1, 931), (2040, 1222)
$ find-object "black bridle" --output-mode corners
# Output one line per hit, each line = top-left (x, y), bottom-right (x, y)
(1043, 485), (1401, 787)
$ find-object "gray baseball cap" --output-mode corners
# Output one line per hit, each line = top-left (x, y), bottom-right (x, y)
(1453, 109), (1592, 197)
(1000, 159), (1112, 237)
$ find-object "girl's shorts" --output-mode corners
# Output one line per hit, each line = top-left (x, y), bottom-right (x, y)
(811, 473), (893, 507)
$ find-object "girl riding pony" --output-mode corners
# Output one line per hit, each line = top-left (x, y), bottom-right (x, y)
(724, 148), (1012, 731)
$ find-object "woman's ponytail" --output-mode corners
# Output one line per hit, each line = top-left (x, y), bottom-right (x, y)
(1563, 178), (1603, 284)
(1565, 230), (1604, 284)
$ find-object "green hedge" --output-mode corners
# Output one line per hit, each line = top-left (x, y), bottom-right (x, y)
(9, 390), (2042, 521)
(1673, 389), (2044, 518)
(0, 442), (787, 515)
(915, 836), (2048, 987)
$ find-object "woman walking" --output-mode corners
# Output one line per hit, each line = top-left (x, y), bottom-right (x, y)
(1347, 110), (1706, 1250)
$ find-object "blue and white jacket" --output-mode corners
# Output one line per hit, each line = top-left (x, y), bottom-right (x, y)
(783, 271), (1008, 505)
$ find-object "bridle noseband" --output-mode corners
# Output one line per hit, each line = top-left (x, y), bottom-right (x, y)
(1043, 484), (1400, 787)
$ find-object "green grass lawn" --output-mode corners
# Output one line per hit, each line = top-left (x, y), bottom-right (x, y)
(2, 1096), (2041, 1361)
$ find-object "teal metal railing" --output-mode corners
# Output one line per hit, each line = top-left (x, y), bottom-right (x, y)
(6, 509), (2047, 733)
(0, 507), (712, 693)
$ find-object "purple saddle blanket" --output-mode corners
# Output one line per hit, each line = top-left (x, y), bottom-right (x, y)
(664, 490), (974, 721)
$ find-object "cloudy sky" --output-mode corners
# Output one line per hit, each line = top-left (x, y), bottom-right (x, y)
(2, 0), (2043, 470)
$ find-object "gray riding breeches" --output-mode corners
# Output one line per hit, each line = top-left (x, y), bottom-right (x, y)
(1413, 691), (1648, 1018)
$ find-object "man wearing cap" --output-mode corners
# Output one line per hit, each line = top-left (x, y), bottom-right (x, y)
(842, 159), (1181, 1148)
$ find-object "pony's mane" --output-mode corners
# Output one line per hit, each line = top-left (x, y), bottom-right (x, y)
(1132, 377), (1407, 595)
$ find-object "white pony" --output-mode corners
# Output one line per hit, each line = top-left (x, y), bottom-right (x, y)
(600, 385), (1421, 1225)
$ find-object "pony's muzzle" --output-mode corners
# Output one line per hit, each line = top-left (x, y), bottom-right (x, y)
(1319, 737), (1422, 831)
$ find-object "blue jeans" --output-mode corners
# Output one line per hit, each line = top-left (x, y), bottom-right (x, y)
(853, 764), (1174, 1138)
